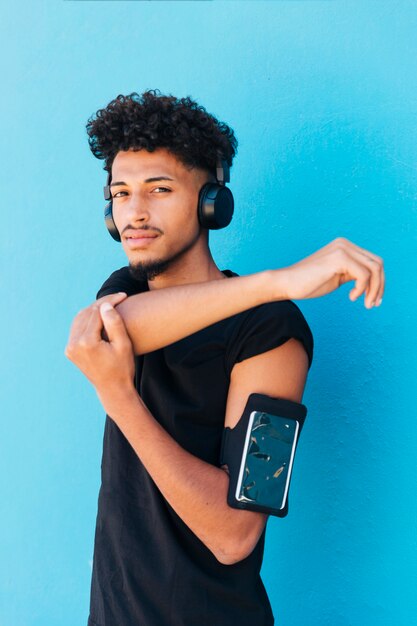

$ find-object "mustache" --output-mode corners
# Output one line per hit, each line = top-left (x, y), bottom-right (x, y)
(122, 224), (163, 236)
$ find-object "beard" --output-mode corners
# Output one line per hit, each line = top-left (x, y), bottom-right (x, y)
(128, 256), (174, 282)
(127, 228), (205, 283)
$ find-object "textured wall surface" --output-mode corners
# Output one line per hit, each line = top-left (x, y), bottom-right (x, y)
(1, 1), (415, 625)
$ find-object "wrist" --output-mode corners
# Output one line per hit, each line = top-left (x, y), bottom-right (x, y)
(262, 268), (290, 302)
(96, 382), (139, 418)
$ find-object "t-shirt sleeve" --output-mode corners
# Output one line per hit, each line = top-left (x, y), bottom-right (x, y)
(225, 299), (314, 376)
(95, 266), (147, 300)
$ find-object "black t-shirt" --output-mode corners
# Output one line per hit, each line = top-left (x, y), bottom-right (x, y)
(88, 267), (314, 626)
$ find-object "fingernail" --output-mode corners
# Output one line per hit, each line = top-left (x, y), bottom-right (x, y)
(118, 292), (127, 296)
(100, 302), (113, 314)
(376, 298), (383, 306)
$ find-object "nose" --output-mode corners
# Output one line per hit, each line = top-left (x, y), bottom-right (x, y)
(124, 191), (151, 224)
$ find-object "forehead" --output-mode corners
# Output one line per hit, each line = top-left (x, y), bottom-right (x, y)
(111, 148), (191, 180)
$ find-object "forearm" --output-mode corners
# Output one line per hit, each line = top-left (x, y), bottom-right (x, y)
(115, 268), (287, 355)
(97, 384), (267, 565)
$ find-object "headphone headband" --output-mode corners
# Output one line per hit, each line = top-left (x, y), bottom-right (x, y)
(216, 158), (230, 185)
(103, 174), (112, 201)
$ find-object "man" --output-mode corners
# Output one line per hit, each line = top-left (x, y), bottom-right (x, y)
(65, 90), (384, 626)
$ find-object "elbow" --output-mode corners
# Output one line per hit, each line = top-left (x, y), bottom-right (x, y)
(213, 512), (268, 565)
(213, 533), (261, 566)
(215, 552), (247, 566)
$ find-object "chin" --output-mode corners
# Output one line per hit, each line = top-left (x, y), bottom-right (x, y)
(128, 256), (173, 282)
(127, 228), (202, 282)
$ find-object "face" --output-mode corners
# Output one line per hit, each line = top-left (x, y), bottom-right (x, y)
(110, 148), (213, 281)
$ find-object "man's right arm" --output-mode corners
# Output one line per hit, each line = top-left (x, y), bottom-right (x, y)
(113, 270), (281, 355)
(101, 236), (385, 355)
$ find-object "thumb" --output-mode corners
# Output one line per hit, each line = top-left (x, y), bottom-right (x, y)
(99, 301), (127, 343)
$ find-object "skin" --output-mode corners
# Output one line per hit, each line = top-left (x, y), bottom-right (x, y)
(65, 147), (385, 564)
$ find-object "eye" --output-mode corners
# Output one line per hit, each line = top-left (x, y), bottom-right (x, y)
(112, 187), (171, 198)
(153, 187), (171, 193)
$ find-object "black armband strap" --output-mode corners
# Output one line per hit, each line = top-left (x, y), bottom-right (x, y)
(220, 393), (307, 517)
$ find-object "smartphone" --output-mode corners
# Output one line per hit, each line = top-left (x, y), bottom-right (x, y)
(234, 410), (300, 512)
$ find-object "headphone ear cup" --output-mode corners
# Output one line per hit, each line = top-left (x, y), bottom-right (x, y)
(104, 201), (121, 242)
(198, 183), (234, 230)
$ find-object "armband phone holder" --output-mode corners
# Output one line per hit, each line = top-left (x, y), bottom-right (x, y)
(220, 393), (307, 517)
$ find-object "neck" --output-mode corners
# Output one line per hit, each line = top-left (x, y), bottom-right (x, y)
(146, 242), (227, 291)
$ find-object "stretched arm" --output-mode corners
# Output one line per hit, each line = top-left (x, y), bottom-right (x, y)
(102, 237), (384, 355)
(113, 270), (279, 355)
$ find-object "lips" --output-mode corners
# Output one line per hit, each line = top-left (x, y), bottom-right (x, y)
(125, 230), (158, 240)
(124, 231), (159, 249)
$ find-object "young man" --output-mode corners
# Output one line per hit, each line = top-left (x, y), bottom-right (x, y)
(66, 90), (384, 626)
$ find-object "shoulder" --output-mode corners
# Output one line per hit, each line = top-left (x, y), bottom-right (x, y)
(224, 270), (311, 342)
(254, 299), (313, 337)
(96, 266), (148, 299)
(225, 298), (314, 375)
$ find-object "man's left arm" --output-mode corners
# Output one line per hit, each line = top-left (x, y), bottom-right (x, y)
(65, 300), (309, 566)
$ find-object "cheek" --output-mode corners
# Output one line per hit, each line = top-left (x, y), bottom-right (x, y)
(166, 201), (199, 235)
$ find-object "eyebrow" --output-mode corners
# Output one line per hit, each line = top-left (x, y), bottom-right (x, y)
(110, 176), (175, 187)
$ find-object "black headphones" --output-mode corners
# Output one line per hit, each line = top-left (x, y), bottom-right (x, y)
(103, 157), (234, 242)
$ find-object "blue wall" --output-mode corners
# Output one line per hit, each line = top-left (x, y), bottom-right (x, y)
(1, 2), (416, 624)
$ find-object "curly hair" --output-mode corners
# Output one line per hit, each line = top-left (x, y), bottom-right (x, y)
(86, 89), (238, 179)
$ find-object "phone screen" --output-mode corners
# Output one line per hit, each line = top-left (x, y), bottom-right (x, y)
(235, 410), (300, 511)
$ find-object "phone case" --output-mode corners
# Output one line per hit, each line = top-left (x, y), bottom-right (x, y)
(220, 393), (307, 517)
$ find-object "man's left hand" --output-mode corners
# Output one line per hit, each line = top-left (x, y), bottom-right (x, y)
(65, 296), (136, 398)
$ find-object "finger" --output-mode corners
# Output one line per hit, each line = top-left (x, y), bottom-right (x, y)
(340, 253), (372, 304)
(359, 256), (381, 308)
(97, 292), (128, 305)
(69, 292), (127, 340)
(364, 260), (384, 307)
(67, 306), (94, 347)
(83, 305), (105, 344)
(374, 259), (385, 306)
(341, 240), (385, 307)
(337, 247), (382, 309)
(339, 238), (383, 267)
(100, 302), (131, 346)
(307, 238), (384, 309)
(328, 239), (384, 305)
(345, 244), (384, 307)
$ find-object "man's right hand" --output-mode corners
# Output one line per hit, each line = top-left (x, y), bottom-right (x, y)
(275, 237), (385, 309)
